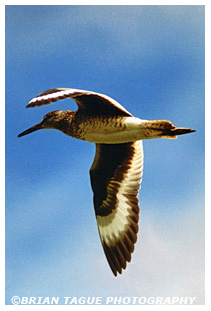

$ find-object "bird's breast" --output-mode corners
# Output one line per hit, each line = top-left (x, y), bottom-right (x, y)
(60, 115), (148, 144)
(67, 115), (125, 143)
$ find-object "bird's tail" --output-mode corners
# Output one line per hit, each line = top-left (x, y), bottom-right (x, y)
(143, 120), (195, 139)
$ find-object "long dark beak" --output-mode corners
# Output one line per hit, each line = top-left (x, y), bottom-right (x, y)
(18, 122), (42, 137)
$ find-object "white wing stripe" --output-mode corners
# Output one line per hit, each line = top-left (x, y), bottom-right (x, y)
(28, 89), (72, 105)
(97, 140), (143, 247)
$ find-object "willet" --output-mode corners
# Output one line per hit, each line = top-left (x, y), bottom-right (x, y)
(18, 88), (195, 276)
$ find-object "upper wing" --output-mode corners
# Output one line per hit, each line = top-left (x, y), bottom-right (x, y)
(27, 88), (132, 117)
(89, 140), (143, 276)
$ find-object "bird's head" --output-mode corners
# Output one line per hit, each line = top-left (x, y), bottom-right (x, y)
(18, 110), (67, 137)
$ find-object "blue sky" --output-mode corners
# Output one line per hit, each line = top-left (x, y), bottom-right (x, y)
(5, 5), (204, 305)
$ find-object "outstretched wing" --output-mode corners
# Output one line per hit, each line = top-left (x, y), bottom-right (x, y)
(89, 140), (143, 276)
(27, 88), (132, 117)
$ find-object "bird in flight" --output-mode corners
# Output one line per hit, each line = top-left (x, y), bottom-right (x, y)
(18, 88), (195, 276)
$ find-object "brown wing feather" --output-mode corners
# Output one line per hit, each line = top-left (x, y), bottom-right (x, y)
(89, 140), (143, 276)
(27, 88), (132, 117)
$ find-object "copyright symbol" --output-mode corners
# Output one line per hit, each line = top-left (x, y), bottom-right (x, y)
(11, 296), (20, 305)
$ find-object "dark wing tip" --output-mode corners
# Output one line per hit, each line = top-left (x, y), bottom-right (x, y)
(102, 219), (139, 277)
(26, 88), (70, 108)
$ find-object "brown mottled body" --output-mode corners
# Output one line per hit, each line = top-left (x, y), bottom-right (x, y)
(65, 112), (125, 142)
